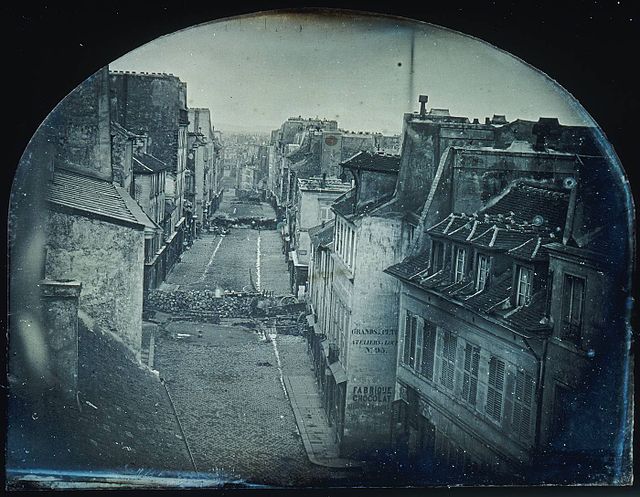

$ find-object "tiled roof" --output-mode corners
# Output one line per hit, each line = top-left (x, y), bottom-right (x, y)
(464, 270), (513, 314)
(48, 169), (156, 229)
(309, 220), (335, 248)
(385, 250), (431, 280)
(332, 190), (393, 221)
(298, 176), (351, 193)
(505, 291), (550, 332)
(428, 181), (569, 253)
(133, 152), (171, 174)
(331, 191), (356, 217)
(507, 236), (547, 262)
(340, 151), (401, 173)
(384, 180), (567, 336)
(389, 261), (550, 334)
(427, 214), (469, 237)
(480, 180), (570, 231)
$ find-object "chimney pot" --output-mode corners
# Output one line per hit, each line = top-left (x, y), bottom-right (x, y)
(418, 94), (429, 116)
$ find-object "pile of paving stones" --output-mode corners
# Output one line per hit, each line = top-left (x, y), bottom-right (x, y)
(146, 289), (260, 318)
(212, 217), (277, 229)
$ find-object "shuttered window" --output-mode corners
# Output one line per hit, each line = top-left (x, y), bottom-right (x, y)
(421, 321), (437, 381)
(486, 356), (506, 422)
(462, 343), (480, 406)
(403, 312), (418, 368)
(431, 240), (445, 272)
(439, 330), (457, 390)
(512, 370), (535, 439)
(562, 274), (585, 344)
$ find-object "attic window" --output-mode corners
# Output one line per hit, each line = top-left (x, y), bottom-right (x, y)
(476, 254), (490, 291)
(454, 247), (466, 283)
(516, 266), (533, 306)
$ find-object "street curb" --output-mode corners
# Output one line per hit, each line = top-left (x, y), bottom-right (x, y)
(283, 376), (363, 470)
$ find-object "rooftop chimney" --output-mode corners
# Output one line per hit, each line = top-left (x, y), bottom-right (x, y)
(472, 118), (480, 124)
(532, 117), (561, 151)
(418, 95), (429, 117)
(321, 172), (327, 188)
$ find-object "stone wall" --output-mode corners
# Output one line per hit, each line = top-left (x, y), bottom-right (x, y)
(43, 67), (112, 181)
(110, 72), (181, 173)
(45, 209), (145, 355)
(111, 129), (133, 191)
(339, 216), (405, 458)
(39, 280), (82, 399)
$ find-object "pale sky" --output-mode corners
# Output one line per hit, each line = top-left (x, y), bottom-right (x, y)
(110, 12), (592, 135)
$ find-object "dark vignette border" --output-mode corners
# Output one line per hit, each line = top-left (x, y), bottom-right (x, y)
(3, 1), (638, 496)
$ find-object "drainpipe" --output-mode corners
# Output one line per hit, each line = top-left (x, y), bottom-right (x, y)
(522, 335), (549, 459)
(533, 337), (549, 453)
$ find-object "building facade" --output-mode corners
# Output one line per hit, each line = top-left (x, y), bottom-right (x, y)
(109, 70), (191, 271)
(287, 176), (352, 296)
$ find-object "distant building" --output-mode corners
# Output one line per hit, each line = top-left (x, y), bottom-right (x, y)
(132, 150), (170, 294)
(188, 107), (223, 229)
(288, 175), (351, 296)
(109, 70), (191, 270)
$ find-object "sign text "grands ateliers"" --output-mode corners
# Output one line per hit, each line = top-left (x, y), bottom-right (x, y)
(351, 328), (396, 354)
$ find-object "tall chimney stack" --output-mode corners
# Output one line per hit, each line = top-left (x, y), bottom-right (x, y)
(418, 95), (429, 117)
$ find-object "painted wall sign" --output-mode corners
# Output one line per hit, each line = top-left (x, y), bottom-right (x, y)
(352, 385), (393, 403)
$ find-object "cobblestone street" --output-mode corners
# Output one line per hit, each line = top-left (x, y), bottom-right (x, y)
(165, 229), (290, 295)
(154, 199), (351, 487)
(155, 323), (346, 486)
(216, 188), (276, 219)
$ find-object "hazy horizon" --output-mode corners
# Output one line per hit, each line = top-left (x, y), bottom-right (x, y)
(110, 12), (593, 136)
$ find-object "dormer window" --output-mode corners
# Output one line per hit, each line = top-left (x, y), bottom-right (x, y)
(516, 266), (533, 306)
(476, 254), (490, 291)
(431, 240), (445, 272)
(454, 247), (467, 283)
(561, 274), (585, 344)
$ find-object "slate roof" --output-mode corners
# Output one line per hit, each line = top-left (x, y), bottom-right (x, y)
(48, 169), (157, 230)
(340, 151), (401, 173)
(297, 177), (352, 193)
(384, 180), (567, 335)
(308, 220), (335, 248)
(132, 152), (171, 174)
(480, 180), (569, 231)
(7, 320), (192, 474)
(385, 250), (431, 280)
(331, 190), (394, 221)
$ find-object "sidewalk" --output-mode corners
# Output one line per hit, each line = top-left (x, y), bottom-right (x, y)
(284, 375), (362, 470)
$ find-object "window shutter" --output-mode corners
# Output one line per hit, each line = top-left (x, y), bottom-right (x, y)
(403, 312), (412, 365)
(512, 370), (535, 439)
(421, 321), (437, 381)
(415, 318), (424, 371)
(486, 357), (505, 422)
